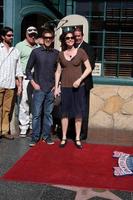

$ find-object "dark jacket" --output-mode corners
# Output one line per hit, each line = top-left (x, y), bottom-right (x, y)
(80, 41), (96, 90)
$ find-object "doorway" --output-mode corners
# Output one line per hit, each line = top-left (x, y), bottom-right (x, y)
(21, 14), (52, 40)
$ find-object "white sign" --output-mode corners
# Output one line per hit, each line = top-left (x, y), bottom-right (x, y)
(92, 63), (101, 76)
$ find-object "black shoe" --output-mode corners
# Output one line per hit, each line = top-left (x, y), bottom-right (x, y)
(59, 139), (67, 148)
(75, 140), (83, 149)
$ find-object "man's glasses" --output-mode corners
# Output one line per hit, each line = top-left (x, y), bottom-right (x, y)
(6, 34), (14, 37)
(65, 36), (74, 40)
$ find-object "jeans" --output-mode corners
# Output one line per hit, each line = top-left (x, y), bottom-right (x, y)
(32, 89), (54, 142)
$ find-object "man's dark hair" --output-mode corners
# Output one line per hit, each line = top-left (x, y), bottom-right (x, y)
(0, 26), (13, 37)
(41, 27), (54, 38)
(74, 27), (84, 36)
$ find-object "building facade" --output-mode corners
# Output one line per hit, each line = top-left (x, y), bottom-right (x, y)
(0, 0), (133, 130)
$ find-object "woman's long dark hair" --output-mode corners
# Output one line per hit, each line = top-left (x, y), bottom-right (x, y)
(59, 31), (75, 51)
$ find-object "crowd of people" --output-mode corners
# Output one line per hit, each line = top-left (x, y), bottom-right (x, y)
(0, 25), (95, 149)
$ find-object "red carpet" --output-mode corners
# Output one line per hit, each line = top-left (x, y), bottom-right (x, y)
(2, 141), (133, 191)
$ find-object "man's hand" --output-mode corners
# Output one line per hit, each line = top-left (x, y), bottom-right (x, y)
(16, 78), (22, 96)
(17, 85), (22, 96)
(31, 80), (40, 90)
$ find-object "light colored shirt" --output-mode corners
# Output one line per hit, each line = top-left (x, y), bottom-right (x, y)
(16, 39), (38, 74)
(0, 43), (23, 89)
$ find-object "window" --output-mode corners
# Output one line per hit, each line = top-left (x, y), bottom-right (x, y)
(76, 0), (133, 85)
(0, 0), (3, 6)
(49, 0), (60, 10)
(65, 0), (74, 15)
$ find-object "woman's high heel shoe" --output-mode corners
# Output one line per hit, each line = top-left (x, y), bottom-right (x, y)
(75, 139), (83, 149)
(59, 139), (67, 148)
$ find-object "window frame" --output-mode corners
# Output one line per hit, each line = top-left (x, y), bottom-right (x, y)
(75, 0), (133, 86)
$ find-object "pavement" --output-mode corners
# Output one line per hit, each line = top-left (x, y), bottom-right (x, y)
(0, 129), (133, 200)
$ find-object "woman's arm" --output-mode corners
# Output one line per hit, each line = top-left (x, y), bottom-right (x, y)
(54, 63), (62, 97)
(73, 59), (92, 88)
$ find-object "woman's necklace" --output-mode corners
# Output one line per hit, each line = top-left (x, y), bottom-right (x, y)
(65, 48), (76, 59)
(66, 51), (73, 58)
(67, 54), (72, 58)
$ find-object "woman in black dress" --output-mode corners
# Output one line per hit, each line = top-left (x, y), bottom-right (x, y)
(54, 31), (92, 149)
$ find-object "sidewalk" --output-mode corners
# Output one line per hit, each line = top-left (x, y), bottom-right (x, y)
(87, 128), (133, 146)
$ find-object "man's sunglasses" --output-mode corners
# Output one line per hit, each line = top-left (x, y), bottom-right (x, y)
(28, 34), (37, 38)
(6, 34), (14, 37)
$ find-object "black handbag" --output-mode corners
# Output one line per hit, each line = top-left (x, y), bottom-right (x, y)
(54, 95), (61, 106)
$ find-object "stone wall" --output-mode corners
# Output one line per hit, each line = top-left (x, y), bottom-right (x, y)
(89, 85), (133, 130)
(10, 84), (133, 135)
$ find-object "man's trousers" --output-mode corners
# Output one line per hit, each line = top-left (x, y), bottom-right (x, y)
(0, 88), (14, 135)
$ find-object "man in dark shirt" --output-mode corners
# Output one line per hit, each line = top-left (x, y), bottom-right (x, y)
(26, 28), (59, 146)
(74, 27), (96, 140)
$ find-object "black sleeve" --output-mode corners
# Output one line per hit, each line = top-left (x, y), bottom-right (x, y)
(84, 43), (96, 70)
(26, 50), (36, 80)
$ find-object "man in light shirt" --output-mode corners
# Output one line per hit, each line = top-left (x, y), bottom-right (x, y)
(16, 26), (38, 137)
(0, 27), (23, 140)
